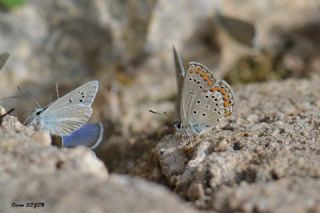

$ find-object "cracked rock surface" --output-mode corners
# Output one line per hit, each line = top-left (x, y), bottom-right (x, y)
(131, 78), (320, 212)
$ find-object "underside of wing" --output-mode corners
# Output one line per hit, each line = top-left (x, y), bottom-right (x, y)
(0, 52), (10, 70)
(188, 80), (235, 132)
(49, 80), (98, 109)
(41, 105), (92, 136)
(62, 123), (104, 149)
(173, 47), (185, 120)
(188, 89), (226, 132)
(180, 62), (215, 128)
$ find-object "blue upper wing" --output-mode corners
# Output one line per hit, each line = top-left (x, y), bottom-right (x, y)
(62, 123), (104, 149)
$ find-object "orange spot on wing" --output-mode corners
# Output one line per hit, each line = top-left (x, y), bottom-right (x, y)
(210, 86), (226, 95)
(224, 101), (232, 107)
(210, 87), (218, 92)
(203, 75), (209, 81)
(219, 88), (226, 95)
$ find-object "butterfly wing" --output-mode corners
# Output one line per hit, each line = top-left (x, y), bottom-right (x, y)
(180, 62), (235, 132)
(48, 80), (98, 108)
(41, 105), (92, 136)
(0, 52), (10, 70)
(180, 62), (215, 131)
(188, 80), (235, 132)
(40, 81), (99, 136)
(62, 123), (104, 149)
(173, 47), (185, 119)
(216, 15), (256, 48)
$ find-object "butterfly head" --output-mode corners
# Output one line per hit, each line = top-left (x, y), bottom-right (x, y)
(174, 121), (182, 130)
(24, 107), (44, 128)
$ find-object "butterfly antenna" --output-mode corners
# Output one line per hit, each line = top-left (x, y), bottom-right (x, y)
(17, 86), (41, 108)
(0, 86), (25, 102)
(55, 82), (60, 99)
(21, 110), (31, 117)
(149, 110), (178, 122)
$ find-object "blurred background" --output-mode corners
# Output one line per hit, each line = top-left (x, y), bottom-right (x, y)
(1, 0), (320, 172)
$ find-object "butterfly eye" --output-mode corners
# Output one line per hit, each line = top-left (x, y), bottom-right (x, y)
(174, 122), (182, 129)
(36, 111), (42, 115)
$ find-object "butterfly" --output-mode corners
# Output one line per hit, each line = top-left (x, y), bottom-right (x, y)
(173, 47), (235, 134)
(52, 123), (103, 149)
(25, 80), (99, 136)
(213, 0), (257, 48)
(0, 52), (10, 71)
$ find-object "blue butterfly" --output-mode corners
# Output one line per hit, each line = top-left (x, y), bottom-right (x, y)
(52, 123), (103, 149)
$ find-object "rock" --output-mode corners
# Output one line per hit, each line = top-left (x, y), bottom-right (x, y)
(132, 78), (320, 211)
(0, 109), (199, 213)
(0, 173), (199, 213)
(213, 177), (320, 213)
(1, 1), (320, 211)
(2, 0), (320, 137)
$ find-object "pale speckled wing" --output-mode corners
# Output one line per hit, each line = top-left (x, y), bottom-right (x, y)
(62, 123), (104, 149)
(180, 62), (216, 131)
(40, 104), (92, 136)
(39, 80), (99, 136)
(0, 52), (10, 70)
(187, 80), (235, 132)
(47, 80), (98, 109)
(180, 62), (235, 133)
